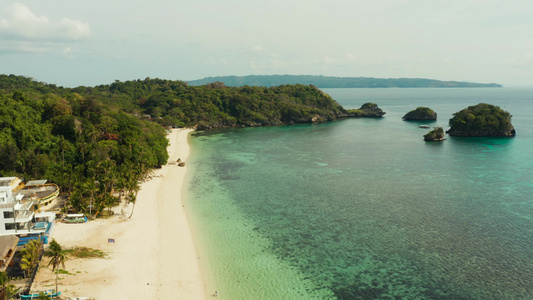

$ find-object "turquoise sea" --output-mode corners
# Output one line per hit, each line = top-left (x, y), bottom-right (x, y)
(185, 88), (533, 299)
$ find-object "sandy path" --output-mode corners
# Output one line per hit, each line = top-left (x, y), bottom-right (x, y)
(32, 128), (208, 299)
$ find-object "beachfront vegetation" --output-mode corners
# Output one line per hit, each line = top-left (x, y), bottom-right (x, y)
(63, 247), (106, 259)
(447, 103), (515, 136)
(20, 239), (42, 278)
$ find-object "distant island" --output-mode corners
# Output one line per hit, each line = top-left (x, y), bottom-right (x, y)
(188, 75), (502, 88)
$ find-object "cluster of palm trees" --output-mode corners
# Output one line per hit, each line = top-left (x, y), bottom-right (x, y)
(60, 159), (147, 219)
(0, 238), (65, 300)
(20, 240), (41, 279)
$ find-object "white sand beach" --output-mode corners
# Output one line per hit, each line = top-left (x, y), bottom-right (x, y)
(32, 128), (208, 299)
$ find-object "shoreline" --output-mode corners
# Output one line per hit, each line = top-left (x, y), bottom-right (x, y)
(32, 128), (208, 299)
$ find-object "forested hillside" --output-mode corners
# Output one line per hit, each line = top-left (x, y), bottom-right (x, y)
(0, 74), (358, 214)
(0, 75), (169, 216)
(92, 79), (349, 129)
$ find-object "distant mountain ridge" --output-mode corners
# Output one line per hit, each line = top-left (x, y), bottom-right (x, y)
(187, 75), (502, 88)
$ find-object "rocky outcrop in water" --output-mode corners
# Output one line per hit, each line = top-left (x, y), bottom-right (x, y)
(446, 103), (515, 137)
(403, 107), (437, 121)
(346, 103), (386, 118)
(424, 127), (445, 141)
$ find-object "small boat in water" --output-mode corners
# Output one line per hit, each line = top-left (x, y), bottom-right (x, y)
(21, 290), (61, 299)
(419, 125), (430, 128)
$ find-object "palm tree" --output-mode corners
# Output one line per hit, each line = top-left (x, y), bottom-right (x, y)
(126, 170), (141, 219)
(127, 193), (137, 218)
(46, 239), (66, 293)
(57, 136), (65, 167)
(0, 271), (7, 300)
(83, 178), (98, 216)
(125, 163), (143, 219)
(115, 174), (127, 204)
(0, 271), (17, 300)
(20, 239), (41, 278)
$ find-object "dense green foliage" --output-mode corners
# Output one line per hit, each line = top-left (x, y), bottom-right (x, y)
(403, 107), (437, 120)
(346, 103), (386, 117)
(424, 127), (445, 141)
(0, 75), (169, 215)
(447, 103), (515, 137)
(188, 75), (502, 88)
(94, 79), (349, 129)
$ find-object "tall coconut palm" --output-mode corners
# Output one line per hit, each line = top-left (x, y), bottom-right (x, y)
(58, 135), (67, 167)
(125, 163), (143, 219)
(83, 178), (98, 216)
(46, 239), (65, 293)
(115, 174), (127, 204)
(126, 181), (140, 219)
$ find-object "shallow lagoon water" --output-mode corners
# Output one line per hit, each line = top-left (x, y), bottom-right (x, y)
(186, 88), (533, 299)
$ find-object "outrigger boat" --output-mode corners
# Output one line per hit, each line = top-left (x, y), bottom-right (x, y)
(20, 290), (61, 299)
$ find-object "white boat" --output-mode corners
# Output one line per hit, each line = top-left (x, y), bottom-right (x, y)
(419, 125), (430, 128)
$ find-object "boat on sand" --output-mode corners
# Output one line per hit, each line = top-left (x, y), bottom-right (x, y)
(20, 290), (61, 299)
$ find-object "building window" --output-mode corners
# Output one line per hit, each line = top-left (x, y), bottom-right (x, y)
(3, 211), (14, 219)
(4, 223), (15, 230)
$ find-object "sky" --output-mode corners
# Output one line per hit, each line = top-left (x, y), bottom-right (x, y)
(1, 0), (533, 87)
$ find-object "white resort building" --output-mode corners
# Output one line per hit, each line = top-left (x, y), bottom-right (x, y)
(0, 177), (58, 243)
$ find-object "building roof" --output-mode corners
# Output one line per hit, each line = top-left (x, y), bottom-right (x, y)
(25, 180), (48, 186)
(0, 177), (16, 187)
(0, 235), (19, 272)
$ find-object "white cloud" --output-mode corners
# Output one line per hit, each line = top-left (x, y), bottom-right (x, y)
(0, 3), (90, 52)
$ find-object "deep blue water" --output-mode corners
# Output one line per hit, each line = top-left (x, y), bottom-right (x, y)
(186, 88), (533, 299)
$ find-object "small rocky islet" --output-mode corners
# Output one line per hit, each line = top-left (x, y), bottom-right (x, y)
(423, 127), (445, 141)
(402, 107), (437, 121)
(397, 103), (515, 141)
